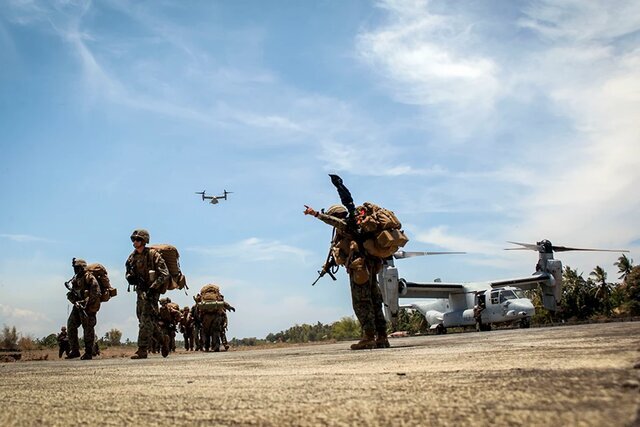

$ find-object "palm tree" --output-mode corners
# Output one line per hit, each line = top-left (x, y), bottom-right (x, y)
(614, 254), (634, 282)
(590, 266), (612, 316)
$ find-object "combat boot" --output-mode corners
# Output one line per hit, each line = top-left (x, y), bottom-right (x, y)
(375, 332), (390, 349)
(350, 330), (376, 350)
(80, 352), (92, 360)
(161, 335), (170, 358)
(131, 348), (148, 359)
(65, 350), (81, 359)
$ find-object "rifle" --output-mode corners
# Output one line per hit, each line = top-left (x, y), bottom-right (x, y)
(125, 259), (148, 293)
(311, 239), (338, 286)
(64, 275), (83, 303)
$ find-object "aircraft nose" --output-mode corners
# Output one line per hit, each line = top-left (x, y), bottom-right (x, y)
(516, 299), (535, 316)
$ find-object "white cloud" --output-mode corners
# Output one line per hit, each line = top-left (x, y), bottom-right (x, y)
(186, 238), (311, 262)
(413, 226), (501, 255)
(356, 0), (502, 133)
(0, 234), (50, 243)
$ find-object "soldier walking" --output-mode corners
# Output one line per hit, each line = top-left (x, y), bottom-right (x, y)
(218, 294), (235, 350)
(57, 326), (70, 358)
(66, 258), (102, 360)
(179, 306), (195, 351)
(125, 229), (170, 359)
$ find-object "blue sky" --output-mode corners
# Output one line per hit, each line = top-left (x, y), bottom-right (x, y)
(1, 0), (639, 341)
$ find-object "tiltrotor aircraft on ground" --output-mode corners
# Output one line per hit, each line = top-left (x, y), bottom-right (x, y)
(196, 190), (232, 205)
(379, 240), (628, 334)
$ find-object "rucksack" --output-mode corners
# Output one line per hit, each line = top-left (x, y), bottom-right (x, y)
(200, 284), (221, 301)
(148, 244), (188, 292)
(198, 284), (225, 313)
(86, 263), (117, 302)
(358, 202), (409, 258)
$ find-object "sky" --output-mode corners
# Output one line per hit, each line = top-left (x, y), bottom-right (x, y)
(1, 0), (639, 342)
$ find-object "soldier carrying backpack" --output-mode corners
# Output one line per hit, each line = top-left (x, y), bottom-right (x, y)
(304, 174), (409, 351)
(64, 258), (102, 360)
(125, 229), (170, 359)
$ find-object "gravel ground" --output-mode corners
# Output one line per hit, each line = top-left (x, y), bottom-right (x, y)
(1, 322), (639, 426)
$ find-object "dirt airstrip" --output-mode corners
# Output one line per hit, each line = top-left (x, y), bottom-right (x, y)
(1, 322), (639, 426)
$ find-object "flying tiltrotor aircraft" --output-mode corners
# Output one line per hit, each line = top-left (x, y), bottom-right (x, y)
(196, 190), (233, 205)
(379, 240), (629, 334)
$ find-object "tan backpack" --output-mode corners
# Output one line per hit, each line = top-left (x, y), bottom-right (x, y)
(86, 263), (117, 302)
(358, 202), (409, 258)
(148, 244), (188, 291)
(200, 284), (221, 301)
(198, 284), (226, 313)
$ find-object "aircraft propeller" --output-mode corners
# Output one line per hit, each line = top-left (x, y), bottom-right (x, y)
(394, 250), (466, 259)
(505, 240), (629, 253)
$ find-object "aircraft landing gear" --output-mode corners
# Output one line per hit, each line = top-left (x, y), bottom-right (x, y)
(435, 324), (447, 335)
(476, 319), (492, 332)
(519, 318), (531, 329)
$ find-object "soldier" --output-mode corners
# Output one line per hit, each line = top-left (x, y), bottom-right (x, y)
(218, 294), (235, 350)
(304, 204), (389, 350)
(179, 306), (195, 351)
(66, 258), (102, 360)
(191, 295), (203, 351)
(159, 297), (181, 353)
(57, 326), (70, 358)
(125, 229), (170, 359)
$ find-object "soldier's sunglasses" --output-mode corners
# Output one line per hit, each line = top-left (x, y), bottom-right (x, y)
(131, 237), (144, 242)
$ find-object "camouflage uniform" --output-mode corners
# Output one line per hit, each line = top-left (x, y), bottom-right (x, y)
(159, 298), (181, 353)
(126, 230), (170, 358)
(312, 209), (388, 349)
(57, 327), (70, 358)
(191, 301), (203, 351)
(66, 259), (101, 359)
(218, 297), (235, 350)
(179, 307), (195, 351)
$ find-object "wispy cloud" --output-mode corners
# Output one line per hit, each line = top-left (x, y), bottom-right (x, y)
(356, 0), (502, 133)
(0, 303), (49, 323)
(187, 238), (311, 262)
(0, 233), (50, 243)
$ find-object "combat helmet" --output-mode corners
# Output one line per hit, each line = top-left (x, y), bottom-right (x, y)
(72, 258), (88, 269)
(130, 229), (150, 244)
(326, 204), (347, 218)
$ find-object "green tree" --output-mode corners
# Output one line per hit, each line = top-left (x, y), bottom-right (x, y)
(331, 317), (361, 341)
(590, 266), (612, 316)
(39, 333), (58, 348)
(104, 329), (123, 346)
(614, 254), (634, 281)
(621, 265), (640, 315)
(560, 266), (594, 319)
(1, 325), (19, 350)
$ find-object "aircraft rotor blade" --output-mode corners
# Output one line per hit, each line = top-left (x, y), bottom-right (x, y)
(394, 251), (466, 259)
(551, 245), (629, 253)
(505, 241), (539, 251)
(505, 241), (629, 253)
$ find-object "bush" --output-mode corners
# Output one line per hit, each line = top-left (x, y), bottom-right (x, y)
(1, 325), (19, 350)
(18, 336), (36, 351)
(104, 329), (122, 346)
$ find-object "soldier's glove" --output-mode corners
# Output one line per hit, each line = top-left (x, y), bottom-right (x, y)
(149, 279), (163, 291)
(229, 306), (236, 312)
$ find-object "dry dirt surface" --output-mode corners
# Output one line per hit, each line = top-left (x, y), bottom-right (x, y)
(1, 322), (639, 426)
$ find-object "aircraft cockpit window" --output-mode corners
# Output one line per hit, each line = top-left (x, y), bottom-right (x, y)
(490, 291), (499, 304)
(499, 290), (516, 302)
(513, 289), (525, 299)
